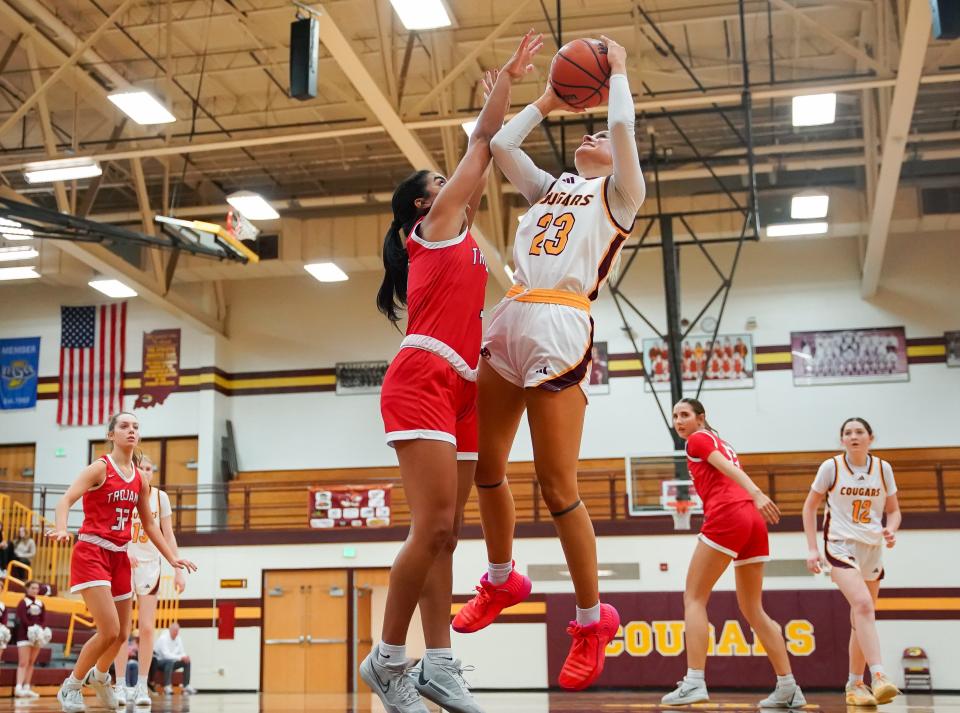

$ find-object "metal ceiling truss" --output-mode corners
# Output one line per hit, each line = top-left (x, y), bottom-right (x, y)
(609, 0), (760, 444)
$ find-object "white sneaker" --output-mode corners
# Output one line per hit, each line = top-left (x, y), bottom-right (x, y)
(14, 686), (30, 698)
(113, 684), (128, 707)
(58, 683), (86, 713)
(412, 656), (484, 713)
(359, 646), (429, 713)
(83, 669), (119, 710)
(162, 686), (173, 697)
(24, 688), (41, 700)
(182, 686), (197, 695)
(133, 682), (152, 707)
(662, 677), (710, 705)
(759, 684), (807, 708)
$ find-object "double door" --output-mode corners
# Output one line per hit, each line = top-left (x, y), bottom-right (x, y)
(261, 568), (392, 694)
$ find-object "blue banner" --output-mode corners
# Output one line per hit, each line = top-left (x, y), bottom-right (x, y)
(0, 337), (40, 409)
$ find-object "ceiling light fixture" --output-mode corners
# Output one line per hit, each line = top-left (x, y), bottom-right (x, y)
(388, 0), (453, 29)
(88, 279), (138, 298)
(791, 93), (837, 127)
(765, 221), (829, 238)
(23, 157), (102, 184)
(0, 246), (39, 262)
(107, 90), (176, 125)
(226, 191), (280, 221)
(790, 193), (829, 219)
(0, 266), (40, 281)
(0, 217), (34, 240)
(304, 262), (349, 282)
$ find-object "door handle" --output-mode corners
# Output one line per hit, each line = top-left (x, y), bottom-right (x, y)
(264, 636), (305, 645)
(306, 637), (347, 645)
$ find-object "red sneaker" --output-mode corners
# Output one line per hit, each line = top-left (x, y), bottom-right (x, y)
(451, 565), (532, 633)
(557, 603), (620, 691)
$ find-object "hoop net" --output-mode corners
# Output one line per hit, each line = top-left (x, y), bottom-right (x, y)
(666, 500), (693, 530)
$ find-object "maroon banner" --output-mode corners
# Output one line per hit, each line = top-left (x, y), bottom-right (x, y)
(308, 485), (392, 528)
(134, 329), (180, 408)
(546, 590), (850, 688)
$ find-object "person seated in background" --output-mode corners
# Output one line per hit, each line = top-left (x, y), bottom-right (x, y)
(13, 527), (36, 568)
(0, 522), (15, 574)
(152, 622), (196, 695)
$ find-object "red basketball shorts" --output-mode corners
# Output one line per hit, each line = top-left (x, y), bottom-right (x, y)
(381, 348), (478, 459)
(698, 501), (770, 566)
(70, 540), (133, 601)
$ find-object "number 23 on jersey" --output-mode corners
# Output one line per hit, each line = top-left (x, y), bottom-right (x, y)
(530, 213), (575, 256)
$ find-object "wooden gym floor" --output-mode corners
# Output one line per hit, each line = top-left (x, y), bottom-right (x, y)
(1, 691), (957, 713)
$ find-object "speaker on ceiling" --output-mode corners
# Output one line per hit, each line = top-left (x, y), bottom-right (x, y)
(931, 0), (960, 40)
(289, 16), (319, 100)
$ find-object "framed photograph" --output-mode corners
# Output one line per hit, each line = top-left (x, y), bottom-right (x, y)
(946, 331), (960, 368)
(335, 360), (389, 395)
(586, 341), (610, 395)
(791, 326), (908, 385)
(641, 334), (755, 392)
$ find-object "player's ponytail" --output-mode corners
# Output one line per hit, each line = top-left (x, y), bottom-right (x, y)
(376, 169), (432, 326)
(677, 397), (719, 436)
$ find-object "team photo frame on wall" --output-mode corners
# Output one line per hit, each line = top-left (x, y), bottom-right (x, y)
(790, 326), (909, 385)
(946, 331), (960, 368)
(642, 334), (755, 392)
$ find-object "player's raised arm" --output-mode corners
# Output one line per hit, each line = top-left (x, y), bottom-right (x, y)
(422, 31), (542, 242)
(600, 35), (645, 214)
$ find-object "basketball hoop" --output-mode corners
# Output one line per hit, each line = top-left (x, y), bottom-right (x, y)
(667, 500), (693, 530)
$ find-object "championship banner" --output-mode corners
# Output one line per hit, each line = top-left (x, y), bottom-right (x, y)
(546, 590), (850, 688)
(134, 329), (181, 408)
(308, 485), (392, 528)
(0, 337), (40, 410)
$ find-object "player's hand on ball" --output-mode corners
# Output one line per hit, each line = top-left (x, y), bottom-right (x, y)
(752, 490), (780, 524)
(45, 528), (70, 543)
(536, 84), (585, 115)
(170, 558), (198, 573)
(599, 35), (626, 73)
(805, 549), (823, 574)
(503, 29), (543, 81)
(882, 527), (896, 548)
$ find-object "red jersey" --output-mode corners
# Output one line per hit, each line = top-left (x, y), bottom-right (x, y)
(685, 430), (753, 515)
(401, 221), (488, 377)
(79, 455), (141, 548)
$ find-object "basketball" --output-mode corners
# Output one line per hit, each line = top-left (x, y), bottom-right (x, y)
(549, 38), (611, 109)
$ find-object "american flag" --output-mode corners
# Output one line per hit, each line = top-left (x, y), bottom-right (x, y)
(58, 304), (127, 426)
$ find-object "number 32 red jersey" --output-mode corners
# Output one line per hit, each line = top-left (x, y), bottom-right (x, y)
(685, 430), (753, 515)
(80, 455), (141, 548)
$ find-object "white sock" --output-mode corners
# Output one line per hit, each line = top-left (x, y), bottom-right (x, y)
(378, 641), (406, 665)
(849, 673), (863, 686)
(686, 668), (706, 681)
(777, 673), (796, 687)
(426, 647), (454, 662)
(94, 667), (110, 682)
(64, 674), (83, 690)
(576, 602), (601, 626)
(487, 561), (513, 585)
(138, 675), (148, 685)
(869, 664), (886, 677)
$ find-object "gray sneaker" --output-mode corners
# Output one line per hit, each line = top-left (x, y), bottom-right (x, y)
(411, 656), (485, 713)
(58, 682), (86, 713)
(759, 684), (807, 708)
(662, 678), (710, 705)
(359, 646), (429, 713)
(83, 669), (119, 710)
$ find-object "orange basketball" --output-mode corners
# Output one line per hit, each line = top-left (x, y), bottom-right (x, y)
(549, 38), (611, 109)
